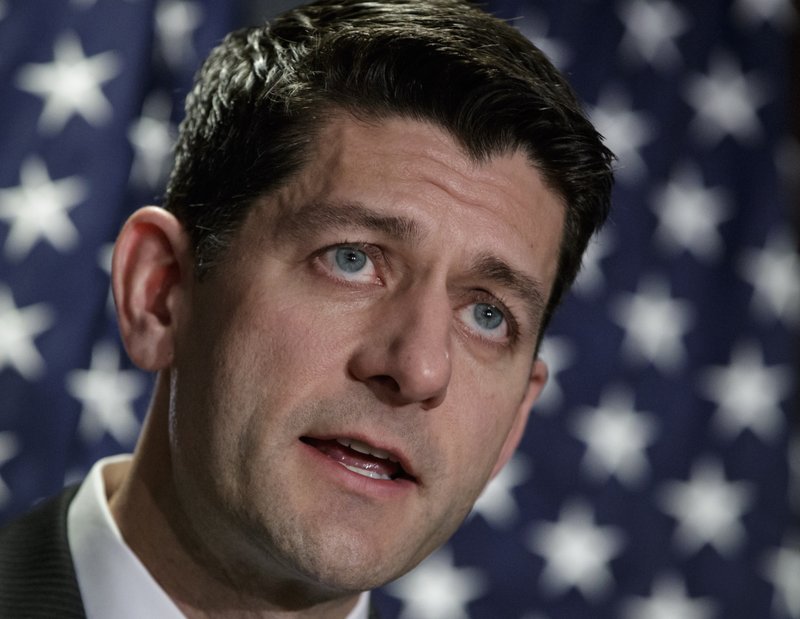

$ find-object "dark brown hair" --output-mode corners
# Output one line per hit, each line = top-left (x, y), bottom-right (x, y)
(164, 0), (614, 335)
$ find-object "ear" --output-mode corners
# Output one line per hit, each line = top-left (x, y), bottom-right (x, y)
(112, 206), (191, 372)
(489, 358), (548, 479)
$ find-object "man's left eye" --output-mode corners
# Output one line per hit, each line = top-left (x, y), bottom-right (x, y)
(459, 302), (508, 341)
(322, 245), (378, 283)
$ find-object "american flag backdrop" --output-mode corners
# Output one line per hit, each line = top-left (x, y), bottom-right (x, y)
(0, 1), (798, 617)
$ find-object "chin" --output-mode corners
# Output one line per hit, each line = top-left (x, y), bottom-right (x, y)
(280, 529), (421, 594)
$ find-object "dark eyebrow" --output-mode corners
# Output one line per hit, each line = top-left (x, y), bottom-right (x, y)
(273, 199), (422, 244)
(468, 253), (548, 330)
(271, 199), (547, 329)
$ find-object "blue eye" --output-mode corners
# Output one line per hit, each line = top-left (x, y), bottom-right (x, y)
(473, 303), (504, 330)
(458, 301), (509, 342)
(322, 245), (378, 283)
(335, 247), (368, 273)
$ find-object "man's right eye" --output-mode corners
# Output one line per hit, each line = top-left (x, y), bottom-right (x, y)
(320, 245), (380, 284)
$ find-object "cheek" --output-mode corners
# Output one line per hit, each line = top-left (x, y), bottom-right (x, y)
(232, 296), (358, 399)
(171, 290), (364, 459)
(439, 373), (524, 492)
(169, 293), (266, 472)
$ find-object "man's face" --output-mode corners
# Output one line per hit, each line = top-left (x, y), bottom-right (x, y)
(167, 114), (564, 594)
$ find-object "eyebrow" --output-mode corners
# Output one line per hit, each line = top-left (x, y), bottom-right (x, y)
(272, 198), (548, 329)
(273, 199), (422, 244)
(467, 253), (548, 330)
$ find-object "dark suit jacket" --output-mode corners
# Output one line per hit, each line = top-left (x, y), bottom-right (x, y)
(0, 485), (86, 618)
(0, 486), (382, 619)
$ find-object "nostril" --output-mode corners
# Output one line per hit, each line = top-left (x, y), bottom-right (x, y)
(371, 374), (400, 394)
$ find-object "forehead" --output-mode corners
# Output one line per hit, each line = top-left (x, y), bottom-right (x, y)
(301, 114), (553, 220)
(258, 113), (565, 303)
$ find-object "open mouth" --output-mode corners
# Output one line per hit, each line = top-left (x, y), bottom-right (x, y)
(300, 436), (415, 482)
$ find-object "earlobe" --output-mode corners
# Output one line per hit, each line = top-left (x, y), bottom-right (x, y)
(490, 358), (548, 479)
(112, 206), (191, 372)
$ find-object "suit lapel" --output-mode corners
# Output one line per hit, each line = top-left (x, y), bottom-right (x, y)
(0, 486), (86, 618)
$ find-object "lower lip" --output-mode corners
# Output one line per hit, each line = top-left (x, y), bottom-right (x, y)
(299, 440), (417, 500)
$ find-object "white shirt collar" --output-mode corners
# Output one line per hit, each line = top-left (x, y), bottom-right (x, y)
(68, 455), (371, 619)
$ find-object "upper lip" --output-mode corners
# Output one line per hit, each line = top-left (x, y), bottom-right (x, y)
(301, 432), (418, 481)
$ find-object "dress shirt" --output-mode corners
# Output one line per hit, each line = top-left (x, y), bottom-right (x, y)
(68, 455), (370, 619)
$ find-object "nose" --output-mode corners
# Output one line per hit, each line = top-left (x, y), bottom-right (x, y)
(348, 288), (452, 410)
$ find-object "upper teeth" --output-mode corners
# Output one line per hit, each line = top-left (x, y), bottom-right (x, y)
(336, 438), (398, 462)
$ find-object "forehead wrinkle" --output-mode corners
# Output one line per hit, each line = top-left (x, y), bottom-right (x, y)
(468, 253), (548, 330)
(271, 199), (423, 244)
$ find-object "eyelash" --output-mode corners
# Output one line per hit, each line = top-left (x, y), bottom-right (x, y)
(313, 241), (521, 346)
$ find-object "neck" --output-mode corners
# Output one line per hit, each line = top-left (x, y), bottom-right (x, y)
(108, 372), (363, 619)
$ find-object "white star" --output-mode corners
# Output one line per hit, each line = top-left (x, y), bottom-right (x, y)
(651, 163), (731, 262)
(590, 89), (656, 184)
(699, 340), (791, 443)
(527, 500), (625, 601)
(0, 285), (54, 380)
(471, 453), (531, 528)
(129, 91), (176, 189)
(610, 276), (694, 373)
(573, 227), (615, 296)
(620, 572), (718, 619)
(387, 547), (488, 619)
(571, 385), (658, 488)
(66, 341), (145, 445)
(733, 0), (796, 29)
(738, 230), (800, 326)
(15, 31), (121, 134)
(762, 536), (800, 618)
(156, 0), (203, 68)
(684, 52), (769, 146)
(516, 12), (572, 70)
(657, 458), (754, 557)
(617, 0), (689, 70)
(535, 336), (576, 413)
(0, 432), (20, 508)
(0, 157), (87, 261)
